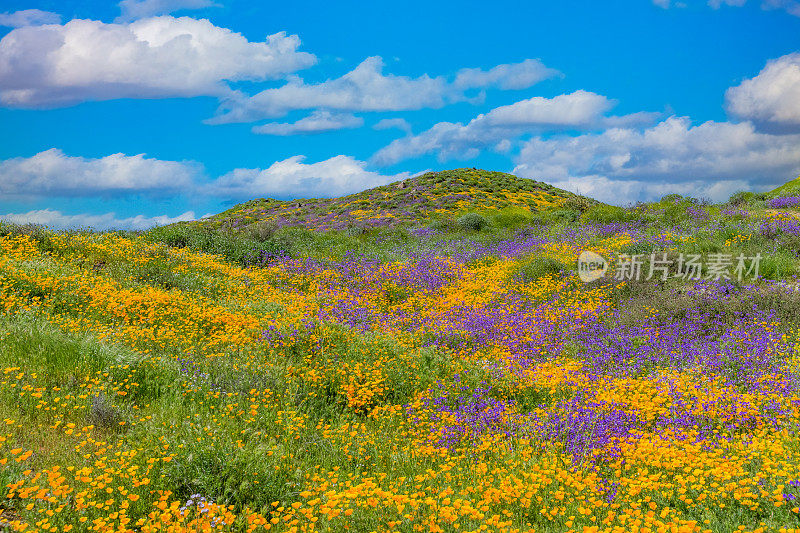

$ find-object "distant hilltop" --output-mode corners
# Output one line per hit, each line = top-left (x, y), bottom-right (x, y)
(195, 168), (598, 232)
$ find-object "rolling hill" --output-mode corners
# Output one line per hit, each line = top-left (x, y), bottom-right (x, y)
(197, 168), (597, 232)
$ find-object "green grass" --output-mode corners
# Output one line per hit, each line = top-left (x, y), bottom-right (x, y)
(766, 176), (800, 198)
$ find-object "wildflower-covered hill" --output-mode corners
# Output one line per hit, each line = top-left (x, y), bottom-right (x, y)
(2, 182), (800, 532)
(197, 168), (596, 232)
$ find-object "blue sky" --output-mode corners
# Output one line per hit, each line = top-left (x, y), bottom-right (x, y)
(1, 0), (799, 229)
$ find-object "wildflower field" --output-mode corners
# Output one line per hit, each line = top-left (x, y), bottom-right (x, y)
(2, 170), (800, 533)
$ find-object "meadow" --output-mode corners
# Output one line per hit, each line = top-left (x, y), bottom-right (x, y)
(1, 169), (800, 533)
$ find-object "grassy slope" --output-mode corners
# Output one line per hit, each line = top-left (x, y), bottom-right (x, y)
(197, 168), (597, 232)
(766, 175), (800, 198)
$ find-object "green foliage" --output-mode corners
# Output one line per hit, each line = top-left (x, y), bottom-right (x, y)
(515, 254), (567, 282)
(429, 218), (458, 232)
(546, 209), (579, 224)
(765, 176), (800, 198)
(660, 193), (683, 203)
(758, 252), (797, 280)
(581, 205), (630, 224)
(488, 208), (532, 229)
(245, 220), (277, 242)
(728, 191), (752, 206)
(0, 314), (140, 387)
(457, 213), (489, 232)
(560, 196), (596, 213)
(144, 223), (288, 266)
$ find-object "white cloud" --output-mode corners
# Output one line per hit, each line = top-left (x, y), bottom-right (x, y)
(0, 16), (316, 108)
(207, 57), (558, 124)
(513, 116), (800, 203)
(0, 148), (201, 198)
(453, 59), (560, 90)
(117, 0), (219, 22)
(726, 53), (800, 133)
(371, 91), (659, 165)
(0, 209), (197, 230)
(708, 0), (747, 7)
(208, 56), (451, 124)
(373, 118), (412, 135)
(252, 110), (363, 135)
(654, 0), (800, 15)
(762, 0), (800, 15)
(545, 174), (750, 205)
(209, 155), (413, 199)
(0, 9), (61, 27)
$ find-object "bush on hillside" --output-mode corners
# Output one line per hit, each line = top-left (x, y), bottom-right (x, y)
(429, 218), (458, 232)
(490, 211), (531, 228)
(457, 213), (489, 232)
(547, 209), (579, 224)
(145, 224), (289, 267)
(515, 255), (567, 283)
(728, 191), (752, 207)
(245, 220), (277, 242)
(561, 196), (594, 213)
(581, 205), (630, 224)
(660, 193), (683, 203)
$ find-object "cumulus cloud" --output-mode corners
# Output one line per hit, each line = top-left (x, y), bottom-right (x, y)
(208, 57), (452, 124)
(762, 0), (800, 15)
(542, 174), (749, 205)
(513, 116), (800, 203)
(0, 209), (198, 230)
(208, 155), (413, 199)
(0, 148), (201, 198)
(654, 0), (800, 15)
(0, 16), (316, 108)
(708, 0), (747, 7)
(726, 53), (800, 133)
(117, 0), (219, 22)
(208, 57), (558, 124)
(372, 91), (659, 165)
(252, 110), (363, 135)
(453, 59), (560, 90)
(373, 118), (413, 135)
(0, 9), (61, 27)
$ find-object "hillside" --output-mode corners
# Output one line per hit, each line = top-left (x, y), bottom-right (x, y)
(198, 168), (596, 231)
(766, 175), (800, 198)
(4, 171), (800, 532)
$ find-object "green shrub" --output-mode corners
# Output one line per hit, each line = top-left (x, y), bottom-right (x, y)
(660, 193), (683, 203)
(490, 210), (531, 228)
(660, 203), (690, 226)
(457, 213), (489, 232)
(515, 255), (567, 282)
(429, 218), (457, 232)
(145, 224), (290, 267)
(561, 196), (595, 213)
(728, 191), (753, 206)
(245, 220), (277, 242)
(758, 252), (797, 280)
(581, 205), (630, 224)
(619, 241), (657, 255)
(547, 209), (579, 224)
